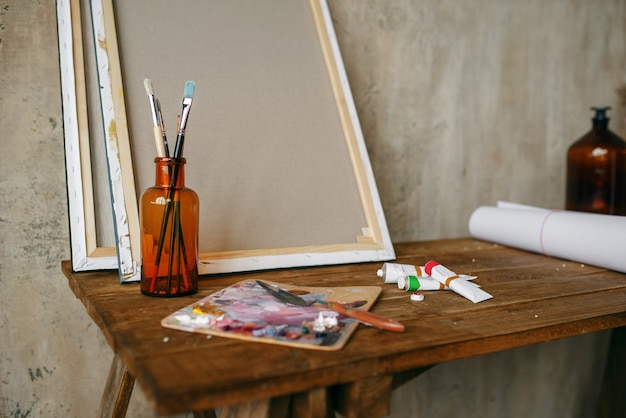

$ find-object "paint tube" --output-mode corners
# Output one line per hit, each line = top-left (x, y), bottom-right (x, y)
(424, 260), (493, 303)
(376, 263), (480, 290)
(397, 274), (481, 291)
(398, 275), (446, 291)
(377, 262), (424, 283)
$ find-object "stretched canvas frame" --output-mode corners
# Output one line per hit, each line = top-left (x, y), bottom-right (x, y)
(57, 0), (119, 272)
(59, 0), (395, 283)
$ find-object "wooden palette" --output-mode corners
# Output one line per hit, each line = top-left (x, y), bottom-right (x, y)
(161, 280), (382, 350)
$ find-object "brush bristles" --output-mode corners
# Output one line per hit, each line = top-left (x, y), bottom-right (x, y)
(183, 81), (196, 100)
(144, 78), (154, 96)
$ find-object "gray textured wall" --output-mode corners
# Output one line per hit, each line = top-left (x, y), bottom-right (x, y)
(1, 0), (623, 417)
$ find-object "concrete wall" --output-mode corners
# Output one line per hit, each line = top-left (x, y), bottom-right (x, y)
(1, 0), (623, 416)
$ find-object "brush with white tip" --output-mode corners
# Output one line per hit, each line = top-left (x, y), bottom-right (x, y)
(144, 78), (167, 158)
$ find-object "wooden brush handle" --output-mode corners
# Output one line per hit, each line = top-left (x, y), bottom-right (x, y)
(326, 301), (405, 333)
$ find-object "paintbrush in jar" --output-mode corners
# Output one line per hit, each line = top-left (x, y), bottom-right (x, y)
(150, 81), (196, 294)
(155, 98), (170, 157)
(173, 81), (195, 158)
(143, 78), (167, 158)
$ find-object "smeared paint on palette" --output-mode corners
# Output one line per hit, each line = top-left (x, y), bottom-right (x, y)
(161, 280), (382, 350)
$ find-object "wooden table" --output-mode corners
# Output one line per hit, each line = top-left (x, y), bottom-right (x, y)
(62, 238), (626, 417)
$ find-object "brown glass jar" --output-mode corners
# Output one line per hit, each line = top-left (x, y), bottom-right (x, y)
(565, 107), (626, 215)
(140, 157), (199, 296)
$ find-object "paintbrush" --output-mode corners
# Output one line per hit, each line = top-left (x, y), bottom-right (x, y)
(172, 81), (196, 158)
(256, 280), (405, 332)
(155, 98), (170, 157)
(143, 78), (167, 157)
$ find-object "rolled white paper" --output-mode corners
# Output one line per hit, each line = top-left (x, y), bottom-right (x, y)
(468, 203), (626, 273)
(424, 261), (493, 303)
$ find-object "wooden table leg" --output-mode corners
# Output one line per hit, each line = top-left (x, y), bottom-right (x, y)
(219, 398), (271, 418)
(218, 389), (332, 418)
(332, 375), (393, 418)
(97, 354), (135, 418)
(597, 326), (626, 418)
(392, 366), (434, 390)
(193, 411), (218, 418)
(291, 387), (334, 418)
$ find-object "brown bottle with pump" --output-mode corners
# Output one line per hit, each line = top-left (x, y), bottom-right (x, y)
(565, 107), (626, 215)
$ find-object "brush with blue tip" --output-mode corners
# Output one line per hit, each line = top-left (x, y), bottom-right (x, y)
(173, 81), (195, 158)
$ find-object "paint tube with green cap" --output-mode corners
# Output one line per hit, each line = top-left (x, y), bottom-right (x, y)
(397, 274), (481, 291)
(398, 275), (445, 291)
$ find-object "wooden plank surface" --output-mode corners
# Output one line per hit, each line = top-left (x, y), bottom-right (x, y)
(62, 238), (626, 415)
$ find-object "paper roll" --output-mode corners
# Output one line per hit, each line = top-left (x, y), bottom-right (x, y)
(468, 203), (626, 273)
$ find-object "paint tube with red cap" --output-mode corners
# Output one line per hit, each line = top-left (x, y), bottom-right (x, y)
(424, 260), (493, 303)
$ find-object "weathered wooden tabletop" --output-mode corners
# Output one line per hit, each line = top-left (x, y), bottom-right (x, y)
(62, 238), (626, 417)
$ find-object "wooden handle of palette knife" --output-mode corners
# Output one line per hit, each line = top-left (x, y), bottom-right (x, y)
(326, 302), (405, 333)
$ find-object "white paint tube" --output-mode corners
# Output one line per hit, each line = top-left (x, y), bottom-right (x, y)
(376, 263), (424, 284)
(424, 260), (493, 303)
(398, 275), (447, 291)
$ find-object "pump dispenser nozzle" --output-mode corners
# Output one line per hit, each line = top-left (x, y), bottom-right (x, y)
(591, 106), (611, 129)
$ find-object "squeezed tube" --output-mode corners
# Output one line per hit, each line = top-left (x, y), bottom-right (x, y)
(377, 262), (423, 283)
(424, 260), (492, 303)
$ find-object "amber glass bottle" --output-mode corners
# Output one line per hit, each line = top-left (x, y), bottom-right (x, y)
(565, 107), (626, 215)
(140, 157), (199, 297)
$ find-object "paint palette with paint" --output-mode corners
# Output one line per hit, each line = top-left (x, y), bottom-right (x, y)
(161, 280), (382, 350)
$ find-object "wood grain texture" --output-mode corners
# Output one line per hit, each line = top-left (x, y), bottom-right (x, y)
(62, 238), (626, 416)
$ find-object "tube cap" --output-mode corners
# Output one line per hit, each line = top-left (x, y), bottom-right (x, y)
(410, 292), (424, 302)
(424, 260), (440, 275)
